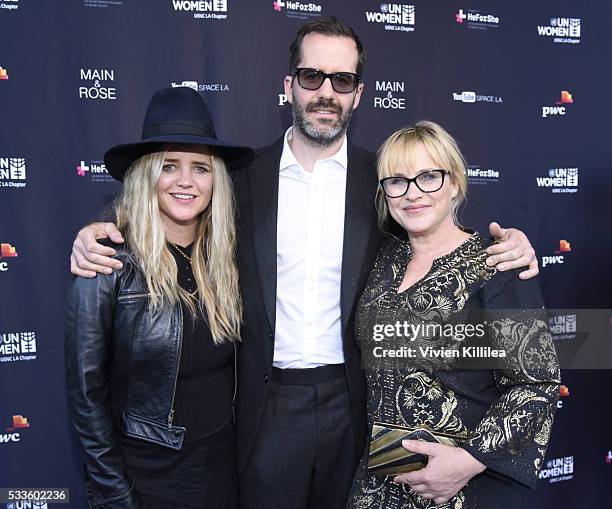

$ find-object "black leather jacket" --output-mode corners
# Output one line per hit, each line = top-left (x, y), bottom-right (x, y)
(65, 245), (237, 508)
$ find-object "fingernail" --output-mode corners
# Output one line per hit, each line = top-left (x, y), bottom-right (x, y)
(115, 263), (123, 269)
(402, 439), (411, 446)
(104, 268), (112, 274)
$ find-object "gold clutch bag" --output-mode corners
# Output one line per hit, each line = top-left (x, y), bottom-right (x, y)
(368, 421), (467, 476)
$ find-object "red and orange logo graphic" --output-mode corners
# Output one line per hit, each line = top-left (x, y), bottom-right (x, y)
(6, 415), (29, 431)
(0, 243), (18, 258)
(554, 240), (571, 254)
(556, 90), (573, 104)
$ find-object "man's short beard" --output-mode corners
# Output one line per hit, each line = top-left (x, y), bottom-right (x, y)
(292, 98), (354, 147)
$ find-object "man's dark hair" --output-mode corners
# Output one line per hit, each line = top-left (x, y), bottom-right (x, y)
(289, 16), (366, 75)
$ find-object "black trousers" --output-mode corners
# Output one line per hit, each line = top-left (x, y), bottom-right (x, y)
(121, 421), (238, 509)
(239, 364), (359, 509)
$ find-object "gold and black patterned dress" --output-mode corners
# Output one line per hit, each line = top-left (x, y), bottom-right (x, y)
(349, 232), (560, 509)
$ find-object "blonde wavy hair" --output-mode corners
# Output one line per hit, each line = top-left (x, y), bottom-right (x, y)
(376, 120), (468, 232)
(114, 149), (241, 344)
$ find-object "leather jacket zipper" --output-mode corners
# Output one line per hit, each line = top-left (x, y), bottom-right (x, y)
(117, 292), (149, 301)
(167, 303), (183, 430)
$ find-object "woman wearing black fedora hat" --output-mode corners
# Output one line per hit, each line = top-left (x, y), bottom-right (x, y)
(65, 87), (252, 508)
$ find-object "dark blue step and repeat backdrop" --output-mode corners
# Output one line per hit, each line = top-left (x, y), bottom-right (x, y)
(1, 1), (611, 507)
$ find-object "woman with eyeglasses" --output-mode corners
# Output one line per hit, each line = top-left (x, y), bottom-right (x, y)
(65, 87), (251, 508)
(349, 121), (560, 509)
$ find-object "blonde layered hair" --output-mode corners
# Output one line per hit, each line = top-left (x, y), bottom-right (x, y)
(114, 150), (241, 344)
(376, 120), (468, 231)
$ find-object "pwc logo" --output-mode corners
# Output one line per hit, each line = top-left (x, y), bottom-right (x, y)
(0, 242), (18, 272)
(1, 415), (29, 444)
(557, 384), (570, 408)
(542, 90), (573, 118)
(542, 240), (571, 268)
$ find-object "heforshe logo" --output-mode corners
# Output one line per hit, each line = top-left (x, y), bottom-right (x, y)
(273, 0), (322, 14)
(455, 9), (467, 23)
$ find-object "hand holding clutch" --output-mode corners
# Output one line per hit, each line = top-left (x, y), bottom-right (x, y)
(392, 439), (487, 505)
(367, 422), (467, 476)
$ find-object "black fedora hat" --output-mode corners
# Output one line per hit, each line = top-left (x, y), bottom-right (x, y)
(104, 87), (253, 181)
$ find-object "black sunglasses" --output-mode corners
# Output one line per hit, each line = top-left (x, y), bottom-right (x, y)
(293, 68), (361, 94)
(379, 170), (450, 197)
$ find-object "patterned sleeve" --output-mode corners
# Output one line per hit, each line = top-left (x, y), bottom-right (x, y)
(461, 270), (561, 489)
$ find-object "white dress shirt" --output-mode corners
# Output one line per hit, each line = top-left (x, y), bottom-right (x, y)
(273, 127), (347, 369)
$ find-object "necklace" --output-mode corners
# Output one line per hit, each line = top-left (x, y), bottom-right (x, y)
(168, 242), (198, 296)
(169, 241), (192, 263)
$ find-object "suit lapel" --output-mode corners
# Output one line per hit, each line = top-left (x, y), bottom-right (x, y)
(340, 144), (378, 335)
(247, 138), (283, 334)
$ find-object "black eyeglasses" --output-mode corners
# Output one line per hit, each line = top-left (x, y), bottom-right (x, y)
(293, 68), (361, 94)
(379, 170), (450, 197)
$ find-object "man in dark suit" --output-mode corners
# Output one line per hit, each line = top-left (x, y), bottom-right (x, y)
(230, 18), (382, 509)
(71, 17), (539, 509)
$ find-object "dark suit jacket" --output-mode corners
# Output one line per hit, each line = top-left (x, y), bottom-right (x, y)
(231, 135), (382, 473)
